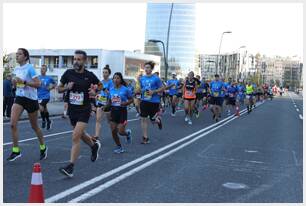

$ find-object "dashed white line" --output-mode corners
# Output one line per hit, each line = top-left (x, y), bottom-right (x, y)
(296, 108), (300, 112)
(299, 114), (303, 120)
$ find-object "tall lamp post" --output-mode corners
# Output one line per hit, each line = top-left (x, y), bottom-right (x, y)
(216, 31), (232, 76)
(148, 39), (169, 81)
(235, 45), (246, 81)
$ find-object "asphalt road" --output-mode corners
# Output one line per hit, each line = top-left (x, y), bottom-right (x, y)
(3, 92), (303, 203)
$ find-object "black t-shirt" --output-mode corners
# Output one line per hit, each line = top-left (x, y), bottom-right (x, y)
(60, 69), (100, 111)
(185, 79), (196, 91)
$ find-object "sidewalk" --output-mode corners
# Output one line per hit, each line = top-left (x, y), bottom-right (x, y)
(4, 101), (65, 123)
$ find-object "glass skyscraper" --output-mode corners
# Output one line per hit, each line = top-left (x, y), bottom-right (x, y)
(144, 3), (197, 78)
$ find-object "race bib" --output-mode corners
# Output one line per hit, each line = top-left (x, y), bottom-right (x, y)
(144, 91), (152, 100)
(136, 94), (141, 99)
(69, 92), (84, 105)
(186, 90), (193, 97)
(97, 95), (107, 105)
(213, 92), (219, 97)
(111, 95), (122, 106)
(229, 93), (234, 98)
(16, 83), (25, 88)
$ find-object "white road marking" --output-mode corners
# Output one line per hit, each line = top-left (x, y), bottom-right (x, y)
(46, 102), (265, 203)
(294, 105), (297, 107)
(292, 150), (299, 166)
(46, 109), (249, 203)
(3, 118), (140, 146)
(245, 150), (258, 153)
(68, 112), (245, 203)
(299, 114), (303, 120)
(296, 108), (300, 112)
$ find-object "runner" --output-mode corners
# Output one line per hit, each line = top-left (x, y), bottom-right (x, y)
(245, 81), (255, 114)
(226, 81), (239, 116)
(93, 64), (113, 142)
(105, 72), (133, 153)
(166, 72), (180, 116)
(37, 64), (56, 130)
(7, 48), (47, 161)
(224, 77), (232, 115)
(58, 50), (102, 177)
(193, 75), (202, 118)
(183, 71), (197, 125)
(201, 78), (210, 111)
(138, 61), (164, 144)
(209, 74), (224, 122)
(134, 73), (142, 118)
(236, 80), (246, 109)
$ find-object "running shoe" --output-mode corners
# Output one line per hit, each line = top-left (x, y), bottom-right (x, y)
(126, 129), (132, 144)
(235, 111), (240, 117)
(59, 163), (74, 178)
(156, 116), (162, 130)
(141, 137), (150, 144)
(41, 121), (46, 129)
(227, 111), (231, 116)
(92, 136), (99, 143)
(46, 120), (53, 130)
(171, 112), (176, 117)
(185, 116), (189, 122)
(7, 152), (22, 162)
(188, 119), (192, 125)
(113, 146), (125, 154)
(40, 146), (48, 160)
(135, 113), (140, 118)
(91, 140), (101, 162)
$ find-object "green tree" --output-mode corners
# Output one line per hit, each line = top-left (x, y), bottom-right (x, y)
(3, 53), (12, 78)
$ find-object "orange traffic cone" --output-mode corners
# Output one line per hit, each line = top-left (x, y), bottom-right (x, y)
(28, 163), (44, 203)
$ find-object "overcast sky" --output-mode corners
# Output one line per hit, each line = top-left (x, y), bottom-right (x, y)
(3, 2), (303, 58)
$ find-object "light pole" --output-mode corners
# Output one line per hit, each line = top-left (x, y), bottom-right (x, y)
(148, 39), (169, 81)
(235, 45), (246, 81)
(216, 31), (232, 76)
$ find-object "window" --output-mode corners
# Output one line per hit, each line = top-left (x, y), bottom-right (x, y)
(89, 56), (98, 69)
(30, 56), (41, 68)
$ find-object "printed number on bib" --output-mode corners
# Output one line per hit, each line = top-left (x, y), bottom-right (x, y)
(69, 92), (84, 105)
(185, 90), (193, 97)
(17, 83), (25, 88)
(144, 92), (152, 100)
(97, 95), (107, 105)
(111, 95), (122, 106)
(213, 92), (219, 97)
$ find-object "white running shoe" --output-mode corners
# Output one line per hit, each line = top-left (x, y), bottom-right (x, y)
(185, 116), (189, 122)
(188, 120), (192, 125)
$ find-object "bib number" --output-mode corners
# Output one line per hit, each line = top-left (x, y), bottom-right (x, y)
(97, 95), (107, 105)
(111, 96), (122, 106)
(69, 92), (84, 105)
(213, 92), (219, 97)
(144, 91), (152, 100)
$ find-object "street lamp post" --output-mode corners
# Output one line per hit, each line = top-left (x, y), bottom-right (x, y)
(235, 45), (246, 81)
(148, 39), (169, 81)
(216, 31), (232, 76)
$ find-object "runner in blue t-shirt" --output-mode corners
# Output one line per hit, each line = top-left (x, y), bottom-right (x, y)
(106, 72), (133, 154)
(166, 73), (181, 116)
(225, 82), (240, 116)
(139, 61), (165, 144)
(93, 65), (114, 142)
(37, 65), (56, 130)
(209, 74), (224, 122)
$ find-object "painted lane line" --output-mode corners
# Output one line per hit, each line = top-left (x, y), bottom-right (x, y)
(68, 112), (245, 203)
(294, 105), (297, 108)
(3, 118), (140, 146)
(299, 114), (303, 120)
(46, 103), (268, 203)
(46, 108), (251, 203)
(296, 108), (300, 112)
(46, 102), (265, 202)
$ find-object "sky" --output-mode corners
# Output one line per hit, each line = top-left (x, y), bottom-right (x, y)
(3, 2), (303, 58)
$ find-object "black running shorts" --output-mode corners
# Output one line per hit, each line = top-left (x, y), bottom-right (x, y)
(15, 96), (39, 113)
(110, 106), (128, 125)
(140, 101), (160, 120)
